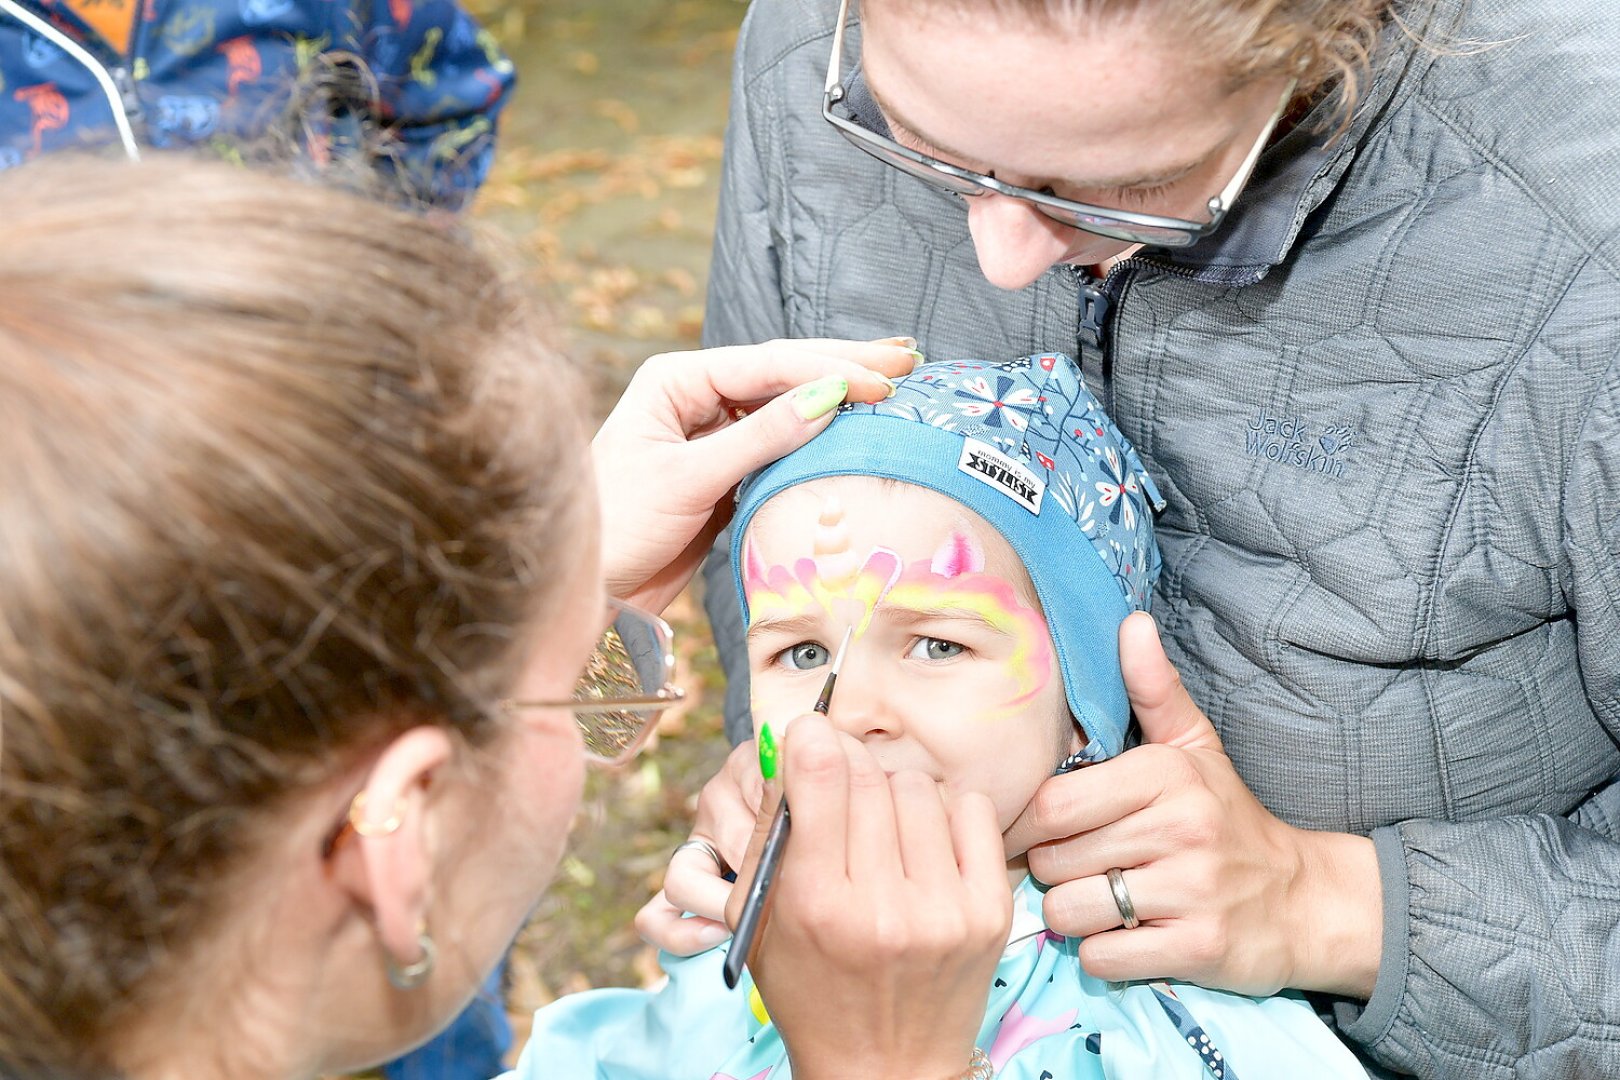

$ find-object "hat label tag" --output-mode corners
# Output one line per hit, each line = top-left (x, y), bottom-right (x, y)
(957, 438), (1044, 515)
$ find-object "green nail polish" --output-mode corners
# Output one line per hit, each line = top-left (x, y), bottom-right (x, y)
(906, 348), (926, 365)
(794, 375), (848, 421)
(758, 722), (779, 780)
(882, 376), (898, 399)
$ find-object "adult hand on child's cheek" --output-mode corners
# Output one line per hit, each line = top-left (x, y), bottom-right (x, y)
(1004, 612), (1381, 1000)
(636, 740), (764, 955)
(593, 339), (916, 614)
(725, 714), (1010, 1080)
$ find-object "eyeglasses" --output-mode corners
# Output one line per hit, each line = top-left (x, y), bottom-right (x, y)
(822, 0), (1295, 249)
(503, 598), (686, 767)
(319, 598), (684, 859)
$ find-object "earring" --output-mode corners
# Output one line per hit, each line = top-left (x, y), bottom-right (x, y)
(349, 791), (405, 838)
(385, 923), (437, 990)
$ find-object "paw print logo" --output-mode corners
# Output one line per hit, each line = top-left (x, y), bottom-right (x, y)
(1319, 425), (1355, 455)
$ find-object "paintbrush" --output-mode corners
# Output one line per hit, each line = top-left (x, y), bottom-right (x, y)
(723, 626), (853, 990)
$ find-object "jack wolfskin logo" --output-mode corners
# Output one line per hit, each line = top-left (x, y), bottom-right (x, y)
(1244, 409), (1355, 479)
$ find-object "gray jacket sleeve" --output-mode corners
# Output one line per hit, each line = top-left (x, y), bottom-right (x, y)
(700, 0), (789, 353)
(1338, 349), (1620, 1079)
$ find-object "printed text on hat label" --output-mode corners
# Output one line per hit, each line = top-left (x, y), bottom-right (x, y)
(958, 438), (1045, 515)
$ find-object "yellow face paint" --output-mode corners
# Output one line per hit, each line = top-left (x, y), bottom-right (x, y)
(743, 496), (904, 639)
(746, 523), (1053, 723)
(743, 541), (903, 639)
(883, 564), (1053, 721)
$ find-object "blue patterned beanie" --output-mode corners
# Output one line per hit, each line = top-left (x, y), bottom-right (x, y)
(731, 354), (1164, 759)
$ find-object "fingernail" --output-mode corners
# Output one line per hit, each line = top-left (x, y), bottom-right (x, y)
(875, 335), (917, 349)
(758, 721), (780, 780)
(906, 348), (925, 366)
(793, 375), (848, 422)
(881, 376), (898, 399)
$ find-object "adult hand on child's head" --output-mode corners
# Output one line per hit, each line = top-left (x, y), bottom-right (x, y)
(594, 339), (916, 615)
(724, 714), (1010, 1080)
(1003, 612), (1382, 1000)
(636, 739), (764, 955)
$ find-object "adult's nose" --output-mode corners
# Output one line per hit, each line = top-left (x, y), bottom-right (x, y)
(966, 194), (1080, 291)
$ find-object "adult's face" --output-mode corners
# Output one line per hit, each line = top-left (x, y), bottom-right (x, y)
(860, 1), (1293, 289)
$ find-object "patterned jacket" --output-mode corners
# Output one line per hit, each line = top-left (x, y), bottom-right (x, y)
(698, 0), (1620, 1077)
(507, 876), (1368, 1080)
(0, 0), (512, 206)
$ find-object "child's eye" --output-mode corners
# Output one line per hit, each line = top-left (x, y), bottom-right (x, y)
(775, 641), (831, 671)
(906, 637), (966, 661)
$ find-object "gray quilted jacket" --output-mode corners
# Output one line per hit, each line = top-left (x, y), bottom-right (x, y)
(697, 0), (1620, 1076)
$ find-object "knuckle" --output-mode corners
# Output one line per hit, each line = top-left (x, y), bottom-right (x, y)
(1023, 782), (1071, 835)
(1025, 838), (1073, 883)
(1171, 810), (1220, 849)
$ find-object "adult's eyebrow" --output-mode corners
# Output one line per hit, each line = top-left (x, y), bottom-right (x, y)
(864, 72), (1210, 193)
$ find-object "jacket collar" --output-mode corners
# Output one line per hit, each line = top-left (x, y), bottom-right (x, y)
(1156, 0), (1464, 285)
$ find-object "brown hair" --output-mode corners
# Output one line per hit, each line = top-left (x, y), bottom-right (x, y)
(0, 155), (587, 1073)
(915, 0), (1410, 134)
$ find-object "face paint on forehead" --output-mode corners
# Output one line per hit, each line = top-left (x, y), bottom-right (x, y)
(929, 529), (986, 579)
(744, 496), (903, 639)
(884, 558), (1054, 722)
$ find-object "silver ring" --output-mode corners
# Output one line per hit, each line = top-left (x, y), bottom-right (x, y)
(673, 837), (727, 875)
(1107, 867), (1140, 930)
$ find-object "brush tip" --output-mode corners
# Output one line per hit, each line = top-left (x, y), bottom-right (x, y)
(830, 626), (854, 673)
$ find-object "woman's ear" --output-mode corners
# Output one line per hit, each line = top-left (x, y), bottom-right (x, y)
(328, 726), (455, 971)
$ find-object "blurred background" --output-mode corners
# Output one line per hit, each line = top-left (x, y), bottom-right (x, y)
(463, 0), (748, 1056)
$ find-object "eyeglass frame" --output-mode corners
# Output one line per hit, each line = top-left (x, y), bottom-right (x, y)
(502, 596), (686, 767)
(319, 598), (685, 858)
(821, 0), (1297, 249)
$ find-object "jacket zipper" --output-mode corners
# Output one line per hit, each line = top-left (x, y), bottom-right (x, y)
(0, 0), (143, 157)
(1071, 255), (1207, 413)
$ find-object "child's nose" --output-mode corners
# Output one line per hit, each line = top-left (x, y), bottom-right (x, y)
(822, 654), (903, 742)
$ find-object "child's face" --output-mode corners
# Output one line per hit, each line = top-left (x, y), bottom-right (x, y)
(743, 477), (1077, 834)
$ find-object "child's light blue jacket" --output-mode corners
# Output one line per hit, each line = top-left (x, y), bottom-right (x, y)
(502, 875), (1367, 1080)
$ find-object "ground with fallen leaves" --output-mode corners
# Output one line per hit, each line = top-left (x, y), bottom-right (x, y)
(340, 3), (746, 1073)
(470, 0), (745, 1058)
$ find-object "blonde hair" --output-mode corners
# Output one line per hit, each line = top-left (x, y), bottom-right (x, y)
(916, 0), (1410, 133)
(0, 155), (586, 1072)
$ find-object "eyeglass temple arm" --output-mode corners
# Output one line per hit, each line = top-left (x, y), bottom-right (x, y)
(826, 0), (852, 97)
(1209, 79), (1296, 216)
(504, 687), (687, 712)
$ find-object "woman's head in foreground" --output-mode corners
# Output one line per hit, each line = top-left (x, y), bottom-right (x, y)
(732, 355), (1162, 850)
(0, 156), (599, 1076)
(848, 0), (1397, 286)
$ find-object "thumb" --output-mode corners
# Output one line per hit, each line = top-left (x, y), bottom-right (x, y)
(1119, 611), (1223, 752)
(697, 375), (847, 481)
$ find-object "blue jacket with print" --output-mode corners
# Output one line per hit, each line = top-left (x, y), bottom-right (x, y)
(0, 0), (512, 207)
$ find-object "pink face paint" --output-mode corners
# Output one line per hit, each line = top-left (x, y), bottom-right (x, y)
(747, 497), (905, 637)
(928, 529), (986, 579)
(745, 545), (903, 639)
